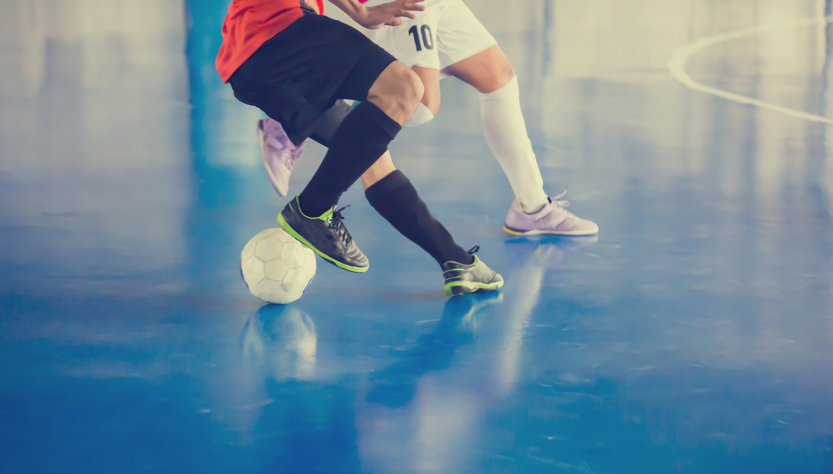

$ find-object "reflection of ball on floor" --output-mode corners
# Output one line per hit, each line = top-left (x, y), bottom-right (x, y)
(240, 228), (316, 304)
(241, 306), (317, 381)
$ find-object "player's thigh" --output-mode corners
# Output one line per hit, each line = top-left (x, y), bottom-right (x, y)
(435, 0), (510, 92)
(230, 14), (395, 144)
(444, 45), (515, 94)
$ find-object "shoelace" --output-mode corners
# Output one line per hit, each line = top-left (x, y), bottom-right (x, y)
(266, 138), (301, 169)
(329, 205), (353, 246)
(548, 190), (575, 216)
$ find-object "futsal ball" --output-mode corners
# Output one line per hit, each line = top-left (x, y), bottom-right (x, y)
(240, 228), (316, 304)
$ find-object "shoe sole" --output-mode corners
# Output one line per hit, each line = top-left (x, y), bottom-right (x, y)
(503, 224), (599, 236)
(258, 122), (289, 197)
(444, 279), (504, 297)
(278, 211), (369, 273)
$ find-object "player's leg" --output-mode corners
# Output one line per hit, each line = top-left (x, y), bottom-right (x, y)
(444, 45), (548, 213)
(408, 66), (440, 127)
(262, 106), (470, 267)
(361, 155), (502, 296)
(260, 100), (501, 294)
(258, 99), (356, 197)
(256, 68), (440, 197)
(438, 1), (598, 235)
(230, 14), (421, 272)
(362, 153), (474, 266)
(278, 60), (423, 272)
(442, 43), (513, 94)
(440, 29), (549, 214)
(298, 102), (477, 270)
(295, 59), (422, 213)
(259, 100), (470, 268)
(351, 0), (445, 127)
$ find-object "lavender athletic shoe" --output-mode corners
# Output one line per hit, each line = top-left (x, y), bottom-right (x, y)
(504, 191), (599, 236)
(257, 118), (305, 197)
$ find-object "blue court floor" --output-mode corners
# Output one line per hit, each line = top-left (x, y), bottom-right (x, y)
(2, 0), (833, 473)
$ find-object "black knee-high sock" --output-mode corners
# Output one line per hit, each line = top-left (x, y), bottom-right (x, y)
(365, 170), (474, 266)
(299, 101), (401, 217)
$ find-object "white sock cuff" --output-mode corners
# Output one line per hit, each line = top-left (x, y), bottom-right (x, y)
(404, 102), (436, 128)
(478, 75), (519, 101)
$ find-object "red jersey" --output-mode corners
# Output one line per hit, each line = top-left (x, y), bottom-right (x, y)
(216, 0), (325, 83)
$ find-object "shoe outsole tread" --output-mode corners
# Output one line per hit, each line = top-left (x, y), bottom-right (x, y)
(503, 224), (599, 236)
(444, 279), (504, 297)
(258, 121), (289, 197)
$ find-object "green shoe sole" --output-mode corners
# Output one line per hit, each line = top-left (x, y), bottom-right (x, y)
(278, 211), (369, 273)
(444, 279), (504, 297)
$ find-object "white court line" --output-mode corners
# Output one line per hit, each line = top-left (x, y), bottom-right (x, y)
(668, 16), (833, 125)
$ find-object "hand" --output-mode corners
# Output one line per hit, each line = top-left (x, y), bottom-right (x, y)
(360, 0), (425, 29)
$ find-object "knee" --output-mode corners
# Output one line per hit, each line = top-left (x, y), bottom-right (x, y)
(480, 62), (516, 94)
(368, 62), (426, 124)
(397, 67), (424, 113)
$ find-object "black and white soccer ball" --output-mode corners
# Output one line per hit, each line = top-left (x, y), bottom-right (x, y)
(240, 228), (316, 304)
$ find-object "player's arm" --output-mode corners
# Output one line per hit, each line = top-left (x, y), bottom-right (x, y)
(327, 0), (424, 29)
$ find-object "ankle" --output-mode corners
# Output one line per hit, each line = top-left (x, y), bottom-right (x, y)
(521, 200), (548, 214)
(296, 196), (332, 219)
(442, 253), (474, 267)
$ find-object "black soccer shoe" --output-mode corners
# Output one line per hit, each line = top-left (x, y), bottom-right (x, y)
(442, 246), (504, 296)
(278, 197), (369, 273)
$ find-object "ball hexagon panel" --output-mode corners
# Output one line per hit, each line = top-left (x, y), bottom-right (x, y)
(241, 256), (266, 288)
(302, 250), (317, 277)
(280, 241), (306, 269)
(301, 245), (315, 259)
(278, 291), (304, 305)
(281, 268), (308, 295)
(265, 258), (290, 282)
(255, 237), (284, 262)
(254, 279), (283, 304)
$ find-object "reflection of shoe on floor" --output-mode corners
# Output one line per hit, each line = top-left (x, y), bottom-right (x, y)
(367, 292), (504, 408)
(504, 191), (599, 236)
(446, 291), (503, 333)
(505, 234), (598, 270)
(257, 118), (304, 197)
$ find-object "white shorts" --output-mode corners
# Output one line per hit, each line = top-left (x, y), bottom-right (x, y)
(360, 0), (497, 70)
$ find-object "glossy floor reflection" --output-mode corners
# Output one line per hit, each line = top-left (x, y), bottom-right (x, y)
(2, 0), (833, 472)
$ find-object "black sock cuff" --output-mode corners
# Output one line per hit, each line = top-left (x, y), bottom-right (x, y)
(354, 101), (402, 140)
(365, 170), (411, 206)
(309, 100), (353, 148)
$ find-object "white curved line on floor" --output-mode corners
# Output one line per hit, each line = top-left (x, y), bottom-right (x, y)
(668, 16), (833, 125)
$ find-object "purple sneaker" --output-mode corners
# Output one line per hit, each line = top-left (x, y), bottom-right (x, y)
(257, 118), (306, 197)
(504, 191), (599, 236)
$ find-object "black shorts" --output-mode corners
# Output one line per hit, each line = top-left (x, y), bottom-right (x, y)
(228, 14), (396, 146)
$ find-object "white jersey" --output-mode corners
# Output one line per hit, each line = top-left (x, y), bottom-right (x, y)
(358, 0), (497, 70)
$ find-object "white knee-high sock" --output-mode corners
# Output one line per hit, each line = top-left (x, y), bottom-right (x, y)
(479, 75), (548, 212)
(405, 102), (435, 128)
